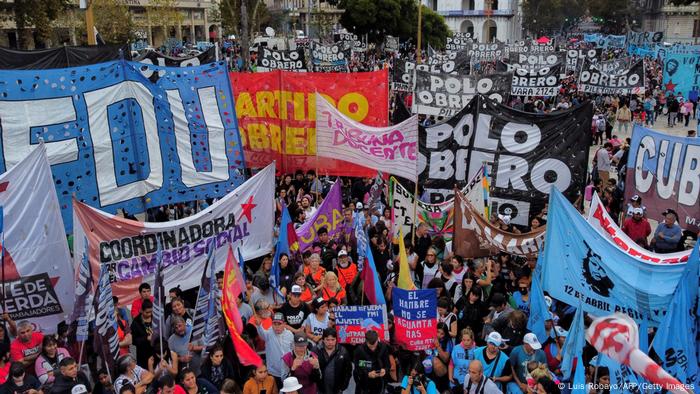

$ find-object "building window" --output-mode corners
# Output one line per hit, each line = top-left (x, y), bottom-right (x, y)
(492, 0), (498, 10)
(462, 0), (475, 10)
(694, 19), (700, 37)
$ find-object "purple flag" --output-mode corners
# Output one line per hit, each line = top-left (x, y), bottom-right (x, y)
(296, 180), (343, 251)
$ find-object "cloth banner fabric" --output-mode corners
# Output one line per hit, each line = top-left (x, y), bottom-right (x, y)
(392, 288), (437, 351)
(624, 125), (700, 233)
(391, 52), (471, 92)
(541, 189), (687, 326)
(72, 163), (275, 307)
(578, 59), (646, 95)
(296, 180), (348, 251)
(663, 53), (699, 97)
(335, 305), (389, 345)
(453, 192), (545, 258)
(0, 45), (130, 69)
(587, 193), (690, 264)
(467, 43), (507, 62)
(418, 95), (593, 228)
(412, 69), (511, 117)
(0, 144), (74, 333)
(626, 31), (664, 47)
(256, 47), (307, 72)
(315, 94), (418, 181)
(390, 178), (456, 242)
(587, 34), (627, 48)
(510, 64), (562, 96)
(506, 52), (564, 71)
(311, 42), (350, 72)
(565, 48), (601, 74)
(594, 57), (632, 74)
(507, 42), (556, 54)
(446, 32), (472, 51)
(0, 60), (246, 231)
(230, 70), (389, 176)
(384, 36), (399, 53)
(133, 46), (216, 68)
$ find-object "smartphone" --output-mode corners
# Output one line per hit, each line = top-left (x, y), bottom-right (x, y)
(260, 390), (267, 394)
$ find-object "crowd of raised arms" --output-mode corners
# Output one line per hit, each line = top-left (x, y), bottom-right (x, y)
(1, 37), (698, 394)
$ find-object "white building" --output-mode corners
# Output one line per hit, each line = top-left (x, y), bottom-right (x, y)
(422, 0), (522, 43)
(640, 0), (700, 43)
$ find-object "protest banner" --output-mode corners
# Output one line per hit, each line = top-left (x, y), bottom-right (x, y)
(506, 52), (564, 71)
(315, 94), (418, 181)
(419, 95), (592, 227)
(0, 144), (73, 333)
(626, 31), (664, 47)
(663, 53), (699, 97)
(391, 52), (471, 92)
(412, 69), (511, 116)
(624, 125), (700, 232)
(587, 34), (627, 48)
(594, 57), (631, 74)
(510, 64), (561, 96)
(390, 178), (455, 242)
(453, 192), (545, 258)
(134, 46), (216, 68)
(0, 45), (129, 69)
(337, 32), (367, 52)
(587, 193), (690, 264)
(311, 42), (350, 72)
(541, 189), (687, 326)
(296, 180), (351, 251)
(0, 60), (245, 231)
(565, 48), (600, 73)
(230, 69), (389, 176)
(578, 59), (645, 95)
(72, 163), (275, 307)
(446, 32), (472, 51)
(384, 35), (399, 53)
(335, 305), (389, 345)
(392, 288), (437, 351)
(256, 47), (307, 72)
(467, 42), (507, 62)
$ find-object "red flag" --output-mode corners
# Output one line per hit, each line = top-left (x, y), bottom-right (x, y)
(223, 246), (261, 367)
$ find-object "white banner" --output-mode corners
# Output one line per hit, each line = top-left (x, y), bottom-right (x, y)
(73, 163), (275, 306)
(315, 94), (419, 181)
(0, 144), (73, 333)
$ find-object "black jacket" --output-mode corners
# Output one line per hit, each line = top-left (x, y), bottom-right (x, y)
(130, 314), (155, 369)
(353, 342), (390, 394)
(199, 359), (235, 389)
(313, 344), (352, 394)
(49, 372), (91, 394)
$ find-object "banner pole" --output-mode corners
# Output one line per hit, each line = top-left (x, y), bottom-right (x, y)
(411, 181), (418, 246)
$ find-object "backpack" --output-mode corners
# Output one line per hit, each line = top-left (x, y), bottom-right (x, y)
(596, 117), (606, 131)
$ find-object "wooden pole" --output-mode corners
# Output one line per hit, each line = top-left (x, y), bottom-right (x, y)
(416, 0), (422, 64)
(411, 181), (419, 246)
(86, 1), (96, 46)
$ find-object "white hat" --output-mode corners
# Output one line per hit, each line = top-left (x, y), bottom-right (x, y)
(71, 385), (88, 394)
(498, 214), (511, 225)
(280, 377), (303, 393)
(555, 326), (568, 338)
(356, 202), (364, 209)
(523, 333), (542, 350)
(633, 207), (644, 215)
(338, 250), (348, 257)
(486, 331), (508, 347)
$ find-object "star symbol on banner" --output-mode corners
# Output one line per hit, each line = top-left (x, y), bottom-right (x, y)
(239, 196), (257, 224)
(664, 80), (677, 93)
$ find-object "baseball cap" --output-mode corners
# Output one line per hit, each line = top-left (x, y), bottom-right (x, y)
(294, 333), (308, 346)
(291, 285), (303, 295)
(555, 326), (568, 338)
(356, 202), (364, 209)
(338, 250), (348, 257)
(631, 194), (640, 201)
(272, 312), (285, 323)
(633, 207), (644, 215)
(312, 297), (327, 309)
(486, 331), (508, 347)
(71, 385), (88, 394)
(523, 333), (542, 350)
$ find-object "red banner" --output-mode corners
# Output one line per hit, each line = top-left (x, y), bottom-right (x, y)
(229, 70), (389, 176)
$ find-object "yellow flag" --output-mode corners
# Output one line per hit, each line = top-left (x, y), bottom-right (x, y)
(397, 230), (417, 290)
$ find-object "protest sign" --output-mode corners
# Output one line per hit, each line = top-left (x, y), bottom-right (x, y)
(230, 70), (389, 176)
(453, 193), (545, 258)
(510, 64), (561, 96)
(594, 57), (631, 74)
(413, 69), (511, 116)
(0, 144), (73, 333)
(663, 53), (700, 97)
(296, 180), (350, 250)
(134, 46), (216, 68)
(467, 42), (506, 62)
(392, 288), (437, 351)
(578, 59), (645, 95)
(565, 48), (600, 73)
(335, 305), (389, 345)
(390, 178), (455, 242)
(626, 31), (664, 47)
(446, 32), (472, 51)
(0, 60), (245, 231)
(506, 52), (564, 71)
(419, 95), (592, 227)
(391, 52), (471, 92)
(588, 34), (627, 48)
(256, 47), (307, 72)
(0, 45), (129, 69)
(541, 189), (687, 326)
(624, 125), (700, 232)
(315, 94), (418, 181)
(73, 163), (275, 307)
(311, 42), (350, 72)
(385, 35), (399, 53)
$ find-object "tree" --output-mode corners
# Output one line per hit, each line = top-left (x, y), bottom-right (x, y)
(523, 0), (584, 35)
(587, 0), (642, 34)
(219, 0), (269, 70)
(0, 0), (70, 48)
(339, 0), (449, 48)
(92, 0), (135, 45)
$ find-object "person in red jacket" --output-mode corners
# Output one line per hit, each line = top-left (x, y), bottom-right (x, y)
(621, 207), (652, 248)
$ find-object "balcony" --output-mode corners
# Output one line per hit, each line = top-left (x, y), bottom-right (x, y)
(438, 9), (514, 17)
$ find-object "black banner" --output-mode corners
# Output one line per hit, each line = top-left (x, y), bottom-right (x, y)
(510, 64), (561, 96)
(391, 51), (471, 92)
(0, 45), (129, 69)
(578, 59), (645, 95)
(257, 47), (307, 72)
(593, 57), (631, 74)
(446, 32), (473, 52)
(626, 31), (664, 47)
(506, 52), (565, 71)
(467, 43), (507, 62)
(507, 41), (556, 54)
(311, 42), (349, 72)
(413, 69), (511, 116)
(385, 36), (399, 53)
(565, 48), (600, 73)
(418, 95), (593, 227)
(0, 273), (63, 319)
(337, 33), (366, 52)
(134, 46), (216, 67)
